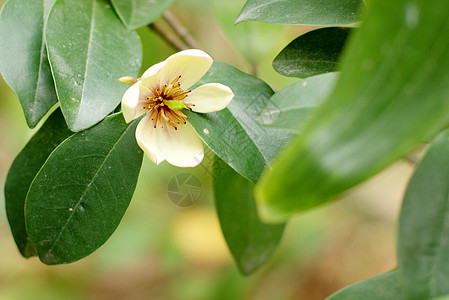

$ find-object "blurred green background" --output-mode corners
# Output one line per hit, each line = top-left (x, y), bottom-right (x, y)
(0, 0), (408, 299)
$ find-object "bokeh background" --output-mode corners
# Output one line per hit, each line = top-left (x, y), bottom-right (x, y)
(0, 0), (411, 299)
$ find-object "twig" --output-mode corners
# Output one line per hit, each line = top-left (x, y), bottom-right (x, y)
(403, 155), (417, 165)
(148, 23), (187, 52)
(162, 11), (200, 49)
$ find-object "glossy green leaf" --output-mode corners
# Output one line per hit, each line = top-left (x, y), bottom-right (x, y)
(25, 113), (143, 264)
(213, 158), (285, 275)
(45, 0), (142, 131)
(5, 109), (72, 258)
(256, 0), (449, 222)
(398, 130), (449, 299)
(235, 0), (363, 25)
(326, 271), (404, 300)
(186, 62), (292, 183)
(273, 28), (351, 78)
(258, 72), (338, 132)
(111, 0), (173, 30)
(0, 0), (57, 128)
(196, 63), (291, 274)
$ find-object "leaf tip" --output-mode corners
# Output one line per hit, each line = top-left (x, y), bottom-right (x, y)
(236, 262), (259, 276)
(233, 12), (247, 25)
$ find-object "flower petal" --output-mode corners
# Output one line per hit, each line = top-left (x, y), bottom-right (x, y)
(186, 83), (234, 113)
(141, 61), (165, 79)
(135, 114), (165, 165)
(157, 49), (213, 90)
(140, 61), (166, 93)
(156, 123), (204, 167)
(121, 82), (149, 123)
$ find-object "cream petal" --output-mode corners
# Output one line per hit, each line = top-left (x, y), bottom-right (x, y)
(121, 82), (150, 123)
(135, 114), (165, 165)
(157, 49), (213, 90)
(186, 83), (234, 113)
(141, 61), (166, 79)
(140, 61), (166, 93)
(156, 122), (204, 167)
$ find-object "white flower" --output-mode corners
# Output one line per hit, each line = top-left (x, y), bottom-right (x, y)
(120, 49), (234, 167)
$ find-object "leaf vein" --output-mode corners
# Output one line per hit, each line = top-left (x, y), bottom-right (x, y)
(43, 122), (132, 258)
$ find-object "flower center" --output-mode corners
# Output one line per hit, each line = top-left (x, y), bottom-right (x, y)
(145, 76), (194, 130)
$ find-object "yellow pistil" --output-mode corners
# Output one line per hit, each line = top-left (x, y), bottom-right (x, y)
(145, 76), (195, 130)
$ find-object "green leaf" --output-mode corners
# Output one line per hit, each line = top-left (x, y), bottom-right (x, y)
(235, 0), (363, 25)
(213, 158), (285, 275)
(5, 109), (73, 258)
(186, 62), (292, 183)
(25, 113), (143, 264)
(0, 0), (57, 128)
(258, 72), (338, 132)
(195, 63), (291, 274)
(256, 0), (449, 222)
(45, 0), (142, 131)
(273, 28), (351, 78)
(398, 130), (449, 299)
(111, 0), (173, 30)
(326, 271), (404, 300)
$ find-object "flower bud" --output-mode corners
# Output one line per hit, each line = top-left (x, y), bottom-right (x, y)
(117, 76), (137, 85)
